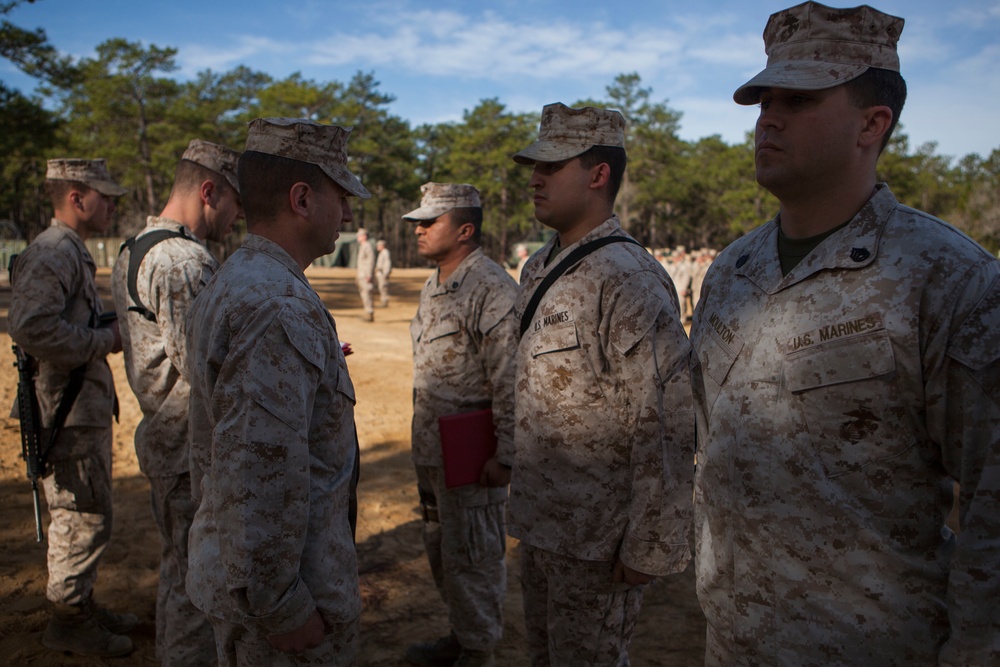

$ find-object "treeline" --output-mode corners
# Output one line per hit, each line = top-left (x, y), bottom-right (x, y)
(3, 6), (999, 264)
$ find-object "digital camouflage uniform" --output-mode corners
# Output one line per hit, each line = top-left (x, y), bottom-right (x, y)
(111, 215), (218, 666)
(186, 234), (361, 665)
(410, 246), (518, 652)
(9, 219), (118, 607)
(690, 185), (1000, 666)
(375, 245), (392, 306)
(510, 216), (695, 666)
(355, 236), (375, 316)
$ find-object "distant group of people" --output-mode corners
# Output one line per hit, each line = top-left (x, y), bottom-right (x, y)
(653, 246), (717, 321)
(8, 3), (998, 667)
(353, 228), (393, 321)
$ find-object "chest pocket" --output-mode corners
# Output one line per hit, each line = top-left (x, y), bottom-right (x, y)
(526, 319), (604, 406)
(785, 328), (911, 477)
(529, 319), (579, 358)
(421, 319), (461, 344)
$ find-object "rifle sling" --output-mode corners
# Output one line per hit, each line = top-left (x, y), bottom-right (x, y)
(9, 253), (99, 464)
(519, 235), (643, 339)
(44, 363), (86, 458)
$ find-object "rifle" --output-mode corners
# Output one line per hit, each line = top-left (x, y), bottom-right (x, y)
(8, 252), (102, 542)
(12, 344), (45, 542)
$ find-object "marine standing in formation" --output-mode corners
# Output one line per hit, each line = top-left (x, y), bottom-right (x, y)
(404, 182), (518, 667)
(508, 103), (695, 665)
(110, 139), (243, 666)
(9, 158), (137, 657)
(690, 2), (1000, 664)
(375, 238), (392, 307)
(355, 227), (376, 321)
(12, 3), (1000, 664)
(185, 118), (369, 665)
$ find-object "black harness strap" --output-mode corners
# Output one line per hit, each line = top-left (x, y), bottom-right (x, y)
(120, 229), (192, 323)
(519, 235), (643, 339)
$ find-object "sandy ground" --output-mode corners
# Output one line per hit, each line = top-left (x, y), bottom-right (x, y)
(0, 266), (705, 666)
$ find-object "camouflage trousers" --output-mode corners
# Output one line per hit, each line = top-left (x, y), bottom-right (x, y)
(209, 613), (359, 666)
(40, 426), (113, 607)
(356, 277), (374, 314)
(376, 274), (390, 305)
(519, 543), (645, 667)
(416, 465), (507, 651)
(148, 472), (215, 667)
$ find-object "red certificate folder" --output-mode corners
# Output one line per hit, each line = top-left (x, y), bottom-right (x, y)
(438, 408), (497, 489)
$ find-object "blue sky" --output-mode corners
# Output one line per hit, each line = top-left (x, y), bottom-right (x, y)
(4, 0), (999, 160)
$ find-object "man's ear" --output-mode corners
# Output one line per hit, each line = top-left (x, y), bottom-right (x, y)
(458, 222), (475, 241)
(289, 182), (311, 217)
(589, 162), (611, 190)
(859, 105), (894, 150)
(200, 179), (216, 206)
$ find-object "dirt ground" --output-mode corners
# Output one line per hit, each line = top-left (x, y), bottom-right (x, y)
(0, 266), (705, 666)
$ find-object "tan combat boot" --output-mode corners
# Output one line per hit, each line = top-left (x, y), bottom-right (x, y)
(42, 601), (133, 658)
(93, 603), (139, 634)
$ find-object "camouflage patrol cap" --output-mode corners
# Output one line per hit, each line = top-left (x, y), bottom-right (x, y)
(402, 183), (481, 221)
(45, 158), (127, 197)
(734, 1), (904, 105)
(181, 139), (242, 194)
(244, 117), (371, 199)
(513, 103), (626, 165)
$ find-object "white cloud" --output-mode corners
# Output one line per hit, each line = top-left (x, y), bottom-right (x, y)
(176, 36), (296, 77)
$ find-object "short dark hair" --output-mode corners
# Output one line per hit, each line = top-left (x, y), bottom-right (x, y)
(577, 145), (628, 203)
(844, 67), (907, 153)
(44, 179), (91, 207)
(171, 159), (232, 199)
(448, 206), (483, 244)
(237, 150), (328, 228)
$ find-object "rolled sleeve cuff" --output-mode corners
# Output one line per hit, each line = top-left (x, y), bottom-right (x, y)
(245, 577), (316, 637)
(621, 522), (692, 577)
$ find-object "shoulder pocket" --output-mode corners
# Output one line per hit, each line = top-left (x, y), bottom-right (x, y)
(609, 289), (663, 356)
(244, 313), (325, 432)
(948, 275), (1000, 372)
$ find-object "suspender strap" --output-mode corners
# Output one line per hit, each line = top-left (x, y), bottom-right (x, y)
(519, 235), (643, 338)
(120, 229), (191, 323)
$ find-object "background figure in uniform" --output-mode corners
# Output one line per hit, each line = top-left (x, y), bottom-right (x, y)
(666, 249), (692, 322)
(688, 249), (714, 313)
(375, 239), (392, 307)
(690, 3), (1000, 665)
(355, 227), (376, 321)
(9, 159), (135, 657)
(509, 103), (695, 666)
(513, 243), (530, 282)
(185, 118), (369, 666)
(403, 183), (517, 667)
(110, 139), (242, 667)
